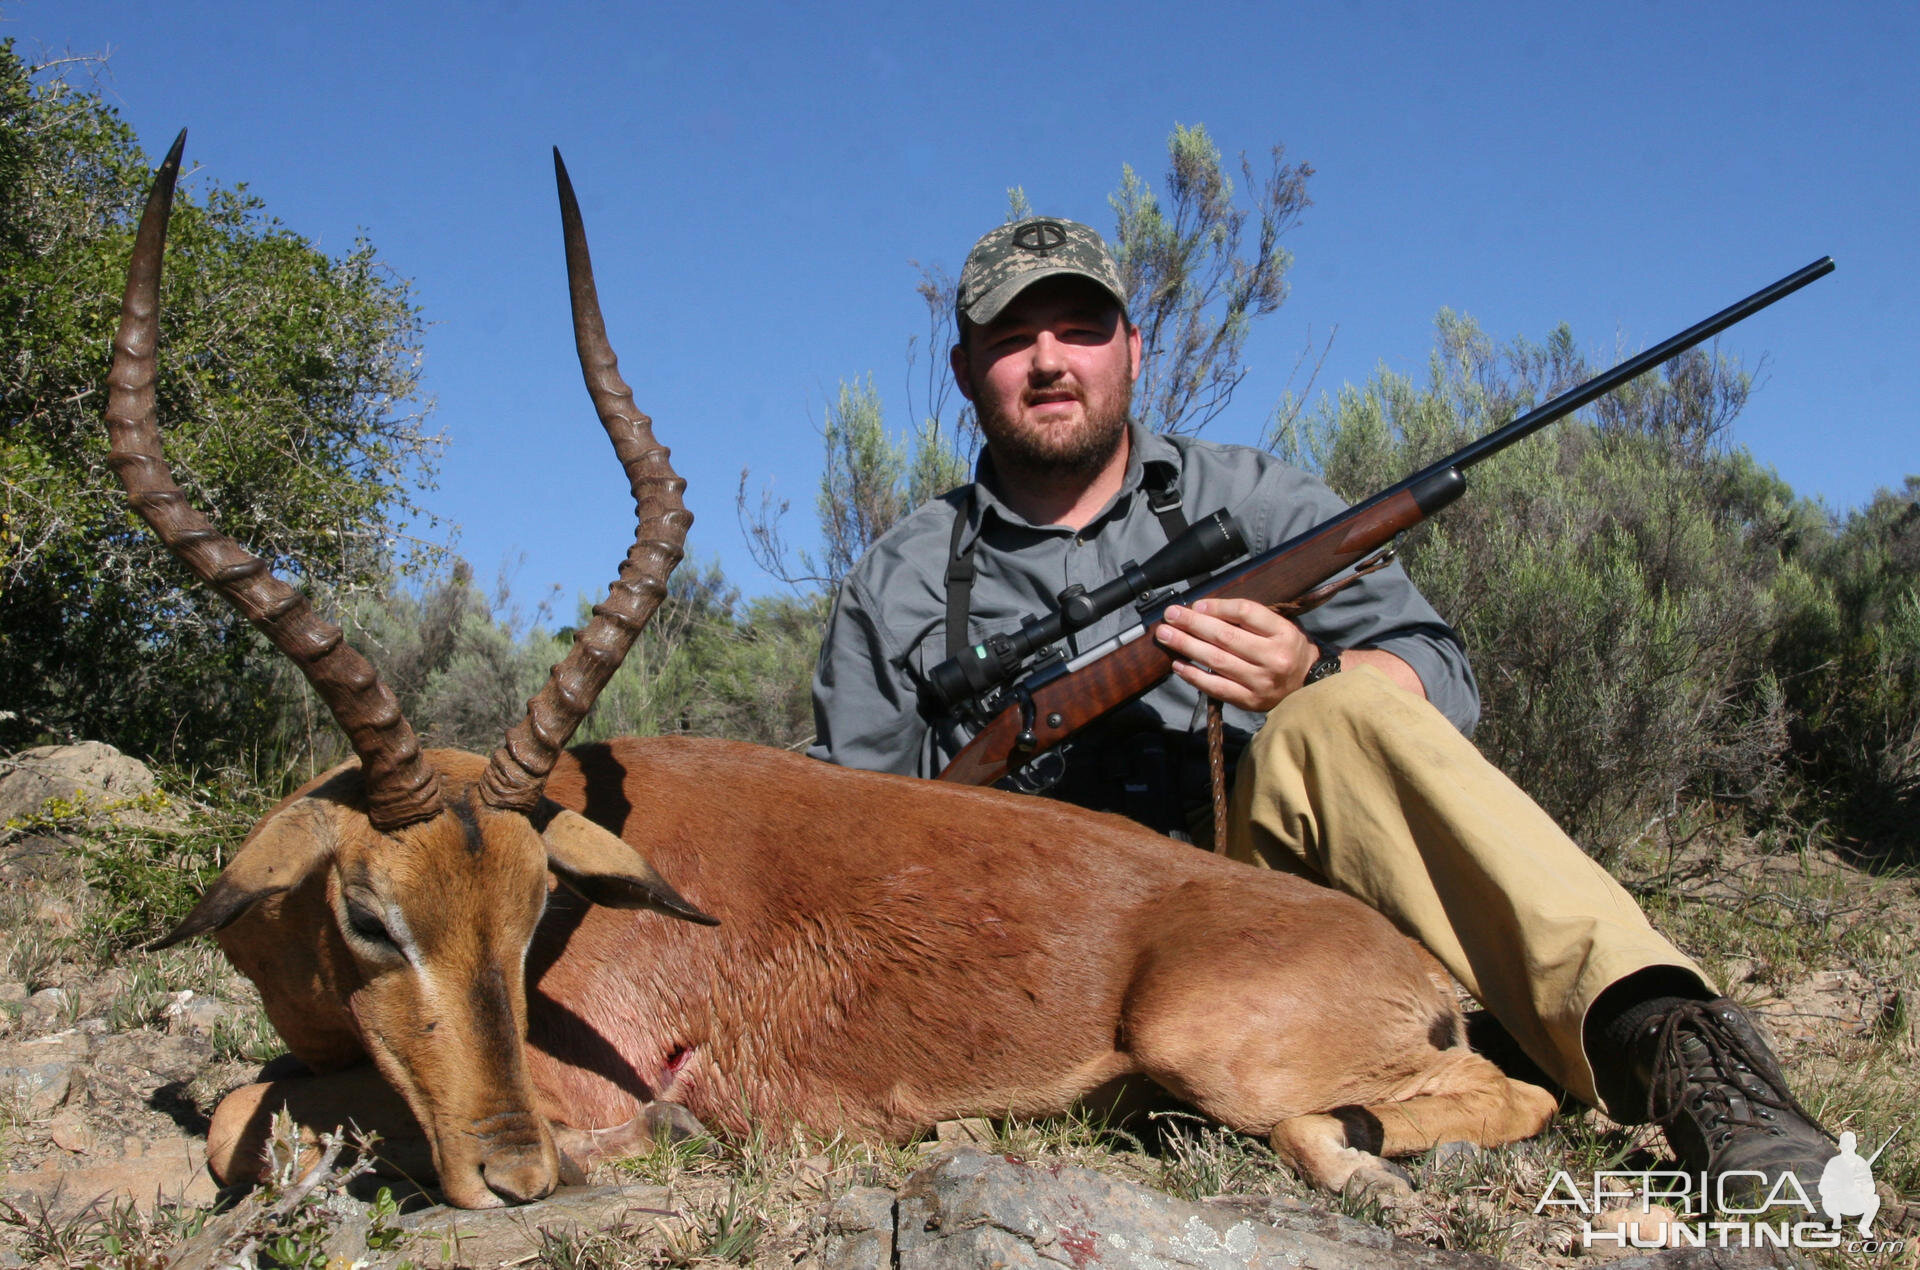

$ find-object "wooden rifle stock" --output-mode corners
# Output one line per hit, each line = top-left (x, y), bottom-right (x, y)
(935, 478), (1451, 786)
(934, 257), (1835, 788)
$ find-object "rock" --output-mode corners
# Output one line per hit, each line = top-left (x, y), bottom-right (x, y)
(21, 986), (71, 1031)
(2, 1028), (93, 1063)
(0, 741), (163, 825)
(1, 1030), (91, 1116)
(163, 990), (230, 1035)
(47, 1109), (96, 1153)
(310, 1191), (376, 1267)
(2, 1139), (217, 1218)
(168, 1183), (687, 1270)
(0, 981), (29, 1009)
(934, 1117), (996, 1146)
(891, 1147), (1507, 1269)
(0, 832), (80, 888)
(394, 1181), (682, 1267)
(89, 1026), (213, 1080)
(820, 1185), (896, 1269)
(1213, 1193), (1403, 1250)
(9, 1063), (71, 1118)
(1430, 1139), (1489, 1167)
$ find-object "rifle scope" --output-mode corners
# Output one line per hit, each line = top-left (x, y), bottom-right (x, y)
(926, 508), (1247, 711)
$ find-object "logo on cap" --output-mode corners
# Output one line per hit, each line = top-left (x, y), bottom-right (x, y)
(1012, 221), (1068, 255)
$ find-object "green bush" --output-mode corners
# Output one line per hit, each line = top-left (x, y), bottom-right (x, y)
(557, 566), (824, 751)
(0, 42), (437, 764)
(270, 554), (827, 774)
(1770, 479), (1920, 851)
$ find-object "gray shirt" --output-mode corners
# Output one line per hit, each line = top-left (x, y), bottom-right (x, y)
(809, 423), (1479, 779)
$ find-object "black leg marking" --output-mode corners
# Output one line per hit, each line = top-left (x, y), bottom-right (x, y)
(1330, 1105), (1385, 1155)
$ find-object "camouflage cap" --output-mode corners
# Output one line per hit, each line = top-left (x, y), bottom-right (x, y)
(956, 217), (1128, 326)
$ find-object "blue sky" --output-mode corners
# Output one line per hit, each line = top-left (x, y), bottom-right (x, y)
(11, 1), (1914, 611)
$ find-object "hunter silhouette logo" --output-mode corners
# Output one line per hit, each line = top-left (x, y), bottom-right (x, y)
(1538, 1126), (1906, 1253)
(1821, 1129), (1891, 1235)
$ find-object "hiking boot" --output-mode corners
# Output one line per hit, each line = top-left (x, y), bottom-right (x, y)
(1634, 998), (1835, 1212)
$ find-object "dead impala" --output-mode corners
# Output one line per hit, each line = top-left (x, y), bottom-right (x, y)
(110, 134), (1556, 1210)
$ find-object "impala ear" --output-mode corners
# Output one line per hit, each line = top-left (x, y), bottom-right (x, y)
(149, 801), (335, 949)
(540, 808), (718, 927)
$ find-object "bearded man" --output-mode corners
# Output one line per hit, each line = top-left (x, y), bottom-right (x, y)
(808, 216), (1836, 1204)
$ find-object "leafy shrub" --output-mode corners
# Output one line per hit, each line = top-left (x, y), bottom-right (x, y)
(1770, 478), (1920, 852)
(0, 43), (438, 764)
(273, 554), (827, 774)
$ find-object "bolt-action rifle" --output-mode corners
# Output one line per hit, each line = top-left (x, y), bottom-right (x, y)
(932, 257), (1835, 788)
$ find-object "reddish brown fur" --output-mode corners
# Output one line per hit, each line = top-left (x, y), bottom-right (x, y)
(529, 738), (1440, 1133)
(206, 737), (1554, 1205)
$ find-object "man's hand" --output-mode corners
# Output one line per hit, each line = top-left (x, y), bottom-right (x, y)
(1154, 598), (1426, 712)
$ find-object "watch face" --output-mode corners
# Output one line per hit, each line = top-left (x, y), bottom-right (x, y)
(1305, 645), (1342, 684)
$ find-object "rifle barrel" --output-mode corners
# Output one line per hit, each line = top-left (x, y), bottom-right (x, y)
(1355, 256), (1836, 518)
(935, 256), (1837, 787)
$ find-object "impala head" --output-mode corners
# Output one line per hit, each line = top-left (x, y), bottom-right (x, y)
(108, 133), (711, 1208)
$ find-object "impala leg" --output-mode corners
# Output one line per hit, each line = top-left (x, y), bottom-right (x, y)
(1118, 884), (1557, 1195)
(208, 1064), (437, 1188)
(1269, 1053), (1558, 1195)
(549, 1101), (711, 1172)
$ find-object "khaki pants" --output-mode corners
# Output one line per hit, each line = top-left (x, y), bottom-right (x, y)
(1225, 666), (1710, 1113)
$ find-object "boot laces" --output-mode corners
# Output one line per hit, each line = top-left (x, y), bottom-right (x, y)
(1644, 1001), (1825, 1145)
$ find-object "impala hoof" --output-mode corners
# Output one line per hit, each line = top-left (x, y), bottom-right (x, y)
(641, 1100), (710, 1147)
(1342, 1159), (1416, 1205)
(550, 1100), (712, 1174)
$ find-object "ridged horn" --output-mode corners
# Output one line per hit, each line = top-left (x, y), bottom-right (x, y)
(103, 131), (443, 831)
(479, 150), (692, 814)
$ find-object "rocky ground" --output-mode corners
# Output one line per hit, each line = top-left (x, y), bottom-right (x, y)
(2, 744), (1915, 1268)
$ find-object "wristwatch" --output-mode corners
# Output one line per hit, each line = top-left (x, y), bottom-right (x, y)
(1303, 640), (1343, 685)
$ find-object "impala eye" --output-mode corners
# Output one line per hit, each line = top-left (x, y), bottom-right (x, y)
(344, 896), (393, 946)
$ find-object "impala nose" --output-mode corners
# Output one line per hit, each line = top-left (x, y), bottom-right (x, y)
(467, 1110), (562, 1206)
(479, 1149), (558, 1205)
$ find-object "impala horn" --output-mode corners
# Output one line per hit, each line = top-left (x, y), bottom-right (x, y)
(479, 150), (692, 814)
(103, 130), (442, 831)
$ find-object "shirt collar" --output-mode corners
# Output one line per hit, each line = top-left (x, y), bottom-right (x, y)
(960, 421), (1178, 554)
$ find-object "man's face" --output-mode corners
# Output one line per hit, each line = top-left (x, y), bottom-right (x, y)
(951, 276), (1142, 480)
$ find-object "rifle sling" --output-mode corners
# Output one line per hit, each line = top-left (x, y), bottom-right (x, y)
(943, 464), (1226, 840)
